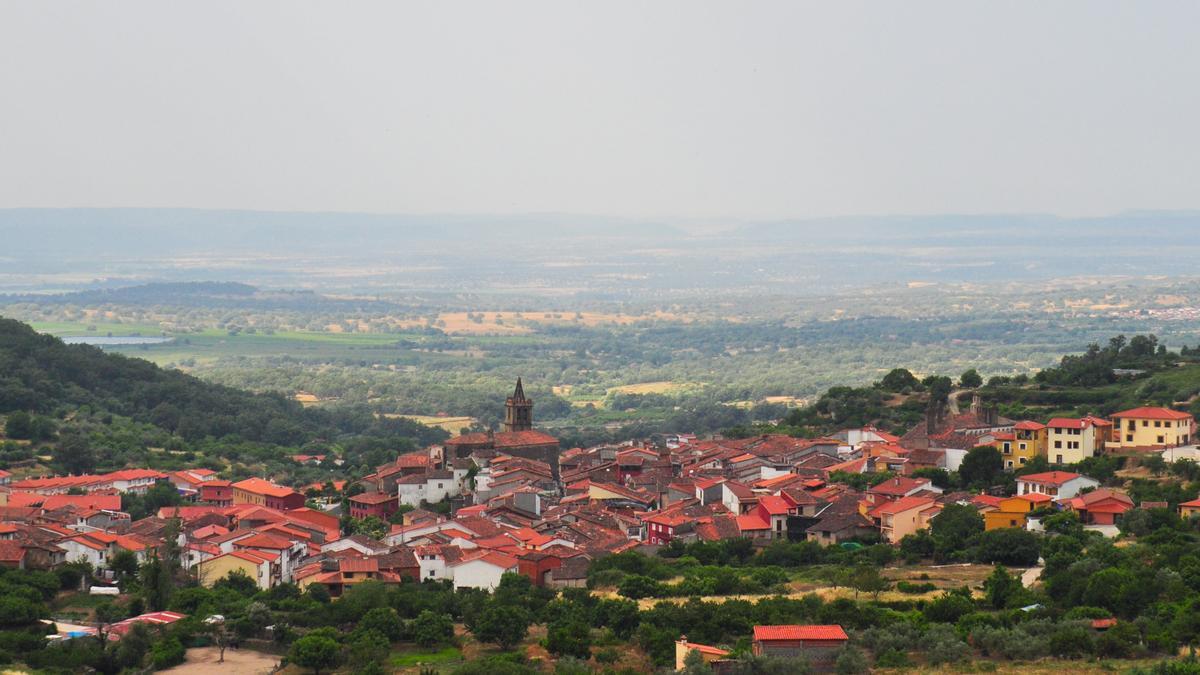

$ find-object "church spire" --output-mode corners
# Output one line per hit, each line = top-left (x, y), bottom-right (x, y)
(503, 377), (534, 432)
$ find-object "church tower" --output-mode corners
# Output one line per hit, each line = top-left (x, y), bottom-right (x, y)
(503, 377), (534, 432)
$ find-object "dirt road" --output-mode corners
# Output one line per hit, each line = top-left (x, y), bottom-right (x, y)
(162, 647), (279, 675)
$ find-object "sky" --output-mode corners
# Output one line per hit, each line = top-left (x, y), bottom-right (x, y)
(1, 1), (1198, 220)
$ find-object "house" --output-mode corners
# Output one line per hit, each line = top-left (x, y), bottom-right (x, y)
(752, 625), (848, 665)
(1063, 488), (1134, 526)
(196, 550), (273, 589)
(449, 551), (520, 590)
(675, 636), (730, 670)
(320, 534), (390, 557)
(870, 496), (940, 544)
(1046, 416), (1111, 464)
(996, 421), (1045, 470)
(1016, 471), (1100, 500)
(1178, 498), (1200, 520)
(866, 476), (939, 507)
(805, 510), (876, 546)
(199, 480), (233, 507)
(348, 491), (399, 520)
(1109, 407), (1194, 451)
(296, 558), (405, 597)
(720, 481), (757, 515)
(644, 512), (691, 545)
(516, 550), (564, 586)
(0, 540), (28, 569)
(58, 534), (110, 568)
(231, 478), (305, 511)
(983, 493), (1052, 531)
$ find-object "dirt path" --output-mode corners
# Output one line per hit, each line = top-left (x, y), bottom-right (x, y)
(162, 647), (280, 675)
(1021, 565), (1044, 588)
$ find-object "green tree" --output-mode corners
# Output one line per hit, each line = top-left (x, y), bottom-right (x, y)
(929, 503), (984, 559)
(411, 610), (454, 648)
(347, 630), (390, 673)
(850, 565), (891, 600)
(983, 565), (1020, 610)
(834, 644), (869, 675)
(474, 604), (531, 651)
(958, 369), (983, 389)
(4, 411), (32, 439)
(358, 607), (404, 642)
(959, 445), (1004, 488)
(546, 617), (592, 659)
(681, 648), (715, 674)
(56, 431), (96, 475)
(289, 634), (341, 675)
(880, 368), (920, 392)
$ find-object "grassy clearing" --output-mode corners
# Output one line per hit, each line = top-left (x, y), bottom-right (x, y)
(389, 645), (462, 667)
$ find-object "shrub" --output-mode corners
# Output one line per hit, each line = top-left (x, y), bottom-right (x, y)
(922, 625), (969, 665)
(618, 575), (662, 600)
(896, 581), (937, 594)
(924, 593), (975, 623)
(150, 636), (186, 669)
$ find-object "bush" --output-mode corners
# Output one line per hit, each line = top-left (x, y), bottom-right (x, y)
(834, 645), (869, 674)
(411, 610), (454, 648)
(874, 648), (910, 667)
(618, 575), (663, 600)
(924, 593), (975, 623)
(895, 581), (937, 594)
(150, 636), (186, 669)
(922, 625), (969, 665)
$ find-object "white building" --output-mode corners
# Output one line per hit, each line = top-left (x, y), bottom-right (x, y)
(1016, 471), (1100, 500)
(449, 552), (519, 590)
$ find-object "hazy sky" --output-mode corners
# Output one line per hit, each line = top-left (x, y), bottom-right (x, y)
(1, 2), (1197, 220)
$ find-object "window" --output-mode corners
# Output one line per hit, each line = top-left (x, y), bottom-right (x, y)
(428, 570), (435, 577)
(1157, 436), (1165, 444)
(1019, 457), (1027, 465)
(1143, 420), (1149, 427)
(1056, 455), (1063, 463)
(1054, 440), (1063, 449)
(1127, 434), (1134, 442)
(1155, 421), (1162, 427)
(1019, 443), (1027, 450)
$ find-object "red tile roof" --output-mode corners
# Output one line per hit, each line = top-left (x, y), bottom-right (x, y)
(753, 625), (848, 642)
(1013, 421), (1046, 431)
(339, 558), (380, 573)
(1019, 471), (1082, 486)
(1111, 407), (1193, 420)
(232, 478), (299, 499)
(1047, 416), (1112, 429)
(757, 495), (793, 516)
(871, 495), (937, 517)
(736, 514), (770, 531)
(350, 491), (397, 505)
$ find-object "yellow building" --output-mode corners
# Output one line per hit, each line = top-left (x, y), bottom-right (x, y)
(996, 421), (1044, 470)
(1179, 498), (1200, 520)
(869, 496), (940, 544)
(1046, 416), (1110, 464)
(675, 636), (730, 670)
(983, 493), (1053, 531)
(196, 550), (271, 589)
(1109, 407), (1193, 450)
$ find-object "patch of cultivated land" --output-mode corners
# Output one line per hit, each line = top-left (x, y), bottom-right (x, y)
(395, 414), (477, 434)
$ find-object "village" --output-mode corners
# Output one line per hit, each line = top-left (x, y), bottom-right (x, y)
(2, 378), (1199, 672)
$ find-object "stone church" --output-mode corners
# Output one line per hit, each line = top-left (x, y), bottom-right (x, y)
(444, 378), (562, 477)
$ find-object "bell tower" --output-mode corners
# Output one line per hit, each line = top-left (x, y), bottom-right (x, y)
(503, 377), (534, 432)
